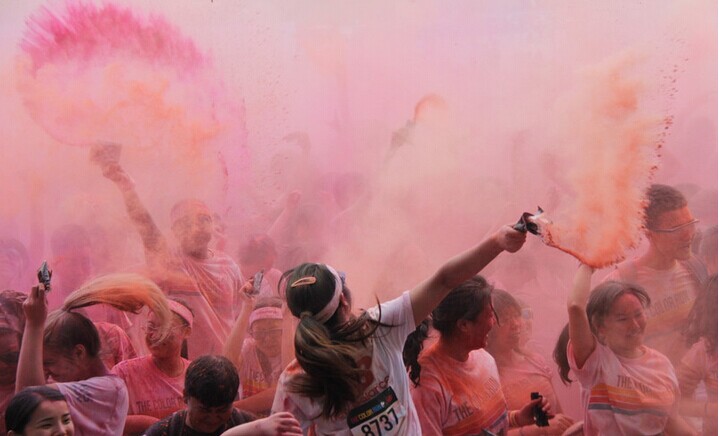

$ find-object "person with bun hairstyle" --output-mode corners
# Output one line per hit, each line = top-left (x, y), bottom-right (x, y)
(404, 277), (552, 435)
(15, 273), (174, 436)
(558, 265), (695, 435)
(271, 224), (526, 435)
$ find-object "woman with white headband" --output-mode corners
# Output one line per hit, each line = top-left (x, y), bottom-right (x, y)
(271, 224), (526, 435)
(111, 297), (194, 434)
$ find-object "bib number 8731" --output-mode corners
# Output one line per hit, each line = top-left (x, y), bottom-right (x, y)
(360, 407), (399, 436)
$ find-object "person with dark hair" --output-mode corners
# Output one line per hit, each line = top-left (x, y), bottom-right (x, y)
(698, 225), (717, 275)
(605, 183), (707, 364)
(15, 273), (175, 436)
(144, 355), (256, 436)
(560, 264), (695, 435)
(272, 224), (526, 434)
(6, 386), (73, 435)
(111, 298), (194, 434)
(404, 278), (551, 435)
(486, 289), (574, 435)
(677, 275), (718, 434)
(0, 290), (27, 434)
(95, 148), (244, 358)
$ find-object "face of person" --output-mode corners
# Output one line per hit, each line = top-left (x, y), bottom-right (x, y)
(42, 348), (83, 383)
(488, 307), (522, 351)
(145, 313), (188, 359)
(647, 206), (698, 262)
(184, 397), (234, 433)
(250, 319), (283, 358)
(0, 331), (20, 386)
(464, 302), (496, 350)
(597, 293), (647, 356)
(12, 400), (74, 436)
(172, 210), (213, 256)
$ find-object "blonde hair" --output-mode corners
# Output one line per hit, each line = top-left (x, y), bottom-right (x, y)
(46, 273), (173, 351)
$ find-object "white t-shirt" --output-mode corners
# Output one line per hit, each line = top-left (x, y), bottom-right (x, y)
(568, 341), (679, 436)
(272, 291), (421, 436)
(56, 375), (129, 436)
(411, 347), (508, 435)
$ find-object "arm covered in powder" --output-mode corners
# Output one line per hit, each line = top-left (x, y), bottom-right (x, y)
(16, 284), (55, 391)
(409, 225), (526, 326)
(223, 281), (255, 369)
(566, 264), (596, 369)
(95, 156), (171, 266)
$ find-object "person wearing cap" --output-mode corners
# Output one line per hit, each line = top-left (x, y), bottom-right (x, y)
(271, 224), (526, 435)
(95, 150), (244, 358)
(604, 184), (708, 365)
(224, 295), (291, 416)
(111, 298), (194, 434)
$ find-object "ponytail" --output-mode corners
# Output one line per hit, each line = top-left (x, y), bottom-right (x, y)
(403, 318), (430, 387)
(553, 323), (573, 385)
(45, 273), (173, 353)
(290, 312), (365, 418)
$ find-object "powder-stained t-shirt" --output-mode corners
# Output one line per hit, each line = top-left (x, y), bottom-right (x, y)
(272, 291), (421, 435)
(677, 338), (718, 435)
(497, 351), (560, 414)
(169, 250), (244, 358)
(56, 375), (129, 436)
(605, 260), (700, 364)
(568, 341), (679, 436)
(239, 338), (282, 399)
(111, 355), (190, 419)
(411, 347), (508, 436)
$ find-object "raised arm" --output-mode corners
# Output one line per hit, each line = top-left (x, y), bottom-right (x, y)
(91, 143), (170, 264)
(16, 285), (50, 391)
(409, 225), (526, 326)
(567, 264), (596, 369)
(223, 281), (256, 369)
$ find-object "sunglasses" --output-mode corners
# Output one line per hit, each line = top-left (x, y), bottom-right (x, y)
(649, 219), (699, 234)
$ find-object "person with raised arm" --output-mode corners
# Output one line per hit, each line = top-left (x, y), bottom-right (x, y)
(271, 224), (526, 435)
(92, 143), (244, 358)
(559, 264), (696, 435)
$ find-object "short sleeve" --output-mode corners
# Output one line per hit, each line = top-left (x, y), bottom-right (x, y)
(366, 291), (414, 351)
(411, 380), (448, 435)
(567, 341), (606, 387)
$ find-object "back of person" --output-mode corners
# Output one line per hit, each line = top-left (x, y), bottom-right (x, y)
(273, 291), (420, 435)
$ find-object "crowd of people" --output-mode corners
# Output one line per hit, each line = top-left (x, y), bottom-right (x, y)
(0, 150), (716, 436)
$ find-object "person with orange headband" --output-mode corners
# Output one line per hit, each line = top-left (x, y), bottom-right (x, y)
(111, 298), (194, 435)
(94, 145), (245, 358)
(271, 223), (526, 434)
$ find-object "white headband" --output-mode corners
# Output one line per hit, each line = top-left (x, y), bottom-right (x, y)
(249, 306), (283, 326)
(313, 265), (343, 324)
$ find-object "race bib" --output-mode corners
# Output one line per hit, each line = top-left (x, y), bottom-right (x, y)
(347, 387), (407, 436)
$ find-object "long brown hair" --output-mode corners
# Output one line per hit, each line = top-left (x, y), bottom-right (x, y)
(280, 263), (388, 419)
(45, 273), (173, 355)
